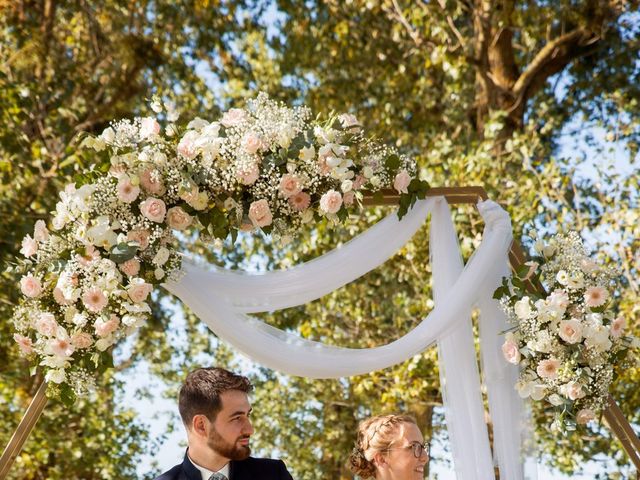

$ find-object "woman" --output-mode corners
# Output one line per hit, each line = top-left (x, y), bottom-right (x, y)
(348, 414), (429, 479)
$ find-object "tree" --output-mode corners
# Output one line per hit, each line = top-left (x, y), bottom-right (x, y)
(216, 0), (640, 477)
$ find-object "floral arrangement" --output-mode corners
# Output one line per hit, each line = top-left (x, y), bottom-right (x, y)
(11, 93), (428, 403)
(494, 231), (636, 430)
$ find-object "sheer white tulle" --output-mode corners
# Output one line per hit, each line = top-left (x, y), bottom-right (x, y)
(164, 197), (532, 479)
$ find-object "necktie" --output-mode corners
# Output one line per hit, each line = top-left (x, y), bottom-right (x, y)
(209, 473), (228, 480)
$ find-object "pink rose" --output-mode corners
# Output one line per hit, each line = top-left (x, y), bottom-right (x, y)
(177, 131), (199, 160)
(610, 316), (626, 338)
(35, 313), (58, 337)
(343, 191), (355, 206)
(279, 174), (303, 198)
(236, 163), (260, 185)
(558, 319), (583, 344)
(127, 229), (150, 250)
(71, 332), (94, 349)
(140, 197), (166, 223)
(501, 340), (521, 364)
(221, 108), (247, 127)
(576, 408), (595, 425)
(248, 199), (273, 228)
(128, 281), (153, 303)
(242, 132), (264, 154)
(536, 358), (560, 380)
(139, 117), (160, 139)
(139, 168), (166, 195)
(166, 206), (193, 231)
(14, 334), (33, 355)
(20, 235), (38, 257)
(119, 258), (141, 277)
(584, 286), (609, 308)
(20, 274), (42, 298)
(83, 288), (108, 313)
(353, 175), (367, 190)
(289, 192), (311, 212)
(393, 170), (411, 194)
(94, 314), (120, 337)
(319, 190), (343, 214)
(34, 219), (49, 242)
(117, 176), (140, 203)
(561, 381), (585, 401)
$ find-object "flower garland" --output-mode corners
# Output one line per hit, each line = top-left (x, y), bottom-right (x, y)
(494, 231), (636, 430)
(11, 93), (428, 403)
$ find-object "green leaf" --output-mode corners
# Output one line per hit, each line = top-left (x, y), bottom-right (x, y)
(109, 242), (138, 264)
(385, 154), (400, 170)
(59, 383), (77, 407)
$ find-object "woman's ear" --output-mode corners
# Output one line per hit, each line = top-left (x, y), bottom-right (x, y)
(373, 452), (387, 469)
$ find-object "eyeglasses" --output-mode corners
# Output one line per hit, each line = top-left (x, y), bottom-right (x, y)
(383, 442), (429, 458)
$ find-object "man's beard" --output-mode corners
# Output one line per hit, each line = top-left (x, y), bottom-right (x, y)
(207, 428), (251, 461)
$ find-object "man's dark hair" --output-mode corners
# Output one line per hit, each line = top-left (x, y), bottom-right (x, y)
(178, 367), (253, 428)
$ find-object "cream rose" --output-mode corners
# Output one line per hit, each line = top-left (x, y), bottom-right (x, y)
(501, 340), (521, 364)
(166, 206), (193, 231)
(319, 190), (343, 214)
(128, 279), (153, 303)
(248, 199), (273, 228)
(20, 274), (42, 298)
(558, 319), (583, 344)
(576, 408), (595, 425)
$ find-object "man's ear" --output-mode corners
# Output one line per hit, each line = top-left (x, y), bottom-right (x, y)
(191, 414), (209, 437)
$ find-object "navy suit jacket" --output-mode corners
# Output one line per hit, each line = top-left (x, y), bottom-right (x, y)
(154, 453), (294, 480)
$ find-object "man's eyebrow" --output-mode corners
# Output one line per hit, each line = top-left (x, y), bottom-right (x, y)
(228, 407), (252, 418)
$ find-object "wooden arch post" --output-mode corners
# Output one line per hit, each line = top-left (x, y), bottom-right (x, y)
(1, 186), (639, 478)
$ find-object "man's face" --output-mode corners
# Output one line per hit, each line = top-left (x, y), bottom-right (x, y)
(207, 390), (254, 461)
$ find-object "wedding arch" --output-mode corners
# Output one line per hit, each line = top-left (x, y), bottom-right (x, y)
(2, 93), (639, 479)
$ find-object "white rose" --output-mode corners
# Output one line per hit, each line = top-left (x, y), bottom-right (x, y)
(152, 247), (171, 266)
(514, 297), (533, 320)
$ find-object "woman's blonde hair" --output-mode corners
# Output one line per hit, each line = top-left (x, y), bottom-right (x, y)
(347, 414), (417, 479)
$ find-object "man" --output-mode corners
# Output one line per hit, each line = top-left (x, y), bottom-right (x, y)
(155, 367), (294, 480)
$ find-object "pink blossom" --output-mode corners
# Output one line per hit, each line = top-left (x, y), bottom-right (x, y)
(20, 274), (42, 298)
(576, 408), (595, 425)
(117, 176), (140, 203)
(53, 287), (72, 305)
(610, 316), (626, 338)
(584, 286), (609, 308)
(353, 175), (367, 190)
(319, 190), (343, 214)
(561, 381), (585, 401)
(236, 163), (260, 185)
(127, 229), (150, 250)
(20, 235), (38, 257)
(76, 245), (100, 266)
(242, 132), (264, 154)
(139, 168), (166, 195)
(94, 314), (120, 337)
(48, 337), (75, 358)
(33, 219), (49, 242)
(343, 191), (355, 206)
(393, 170), (411, 194)
(221, 108), (247, 127)
(109, 163), (127, 178)
(166, 206), (193, 231)
(536, 358), (560, 380)
(71, 332), (93, 349)
(83, 288), (108, 313)
(558, 319), (583, 344)
(288, 192), (311, 212)
(14, 334), (33, 355)
(140, 197), (167, 223)
(128, 281), (153, 303)
(35, 313), (58, 337)
(248, 199), (273, 228)
(177, 131), (198, 159)
(119, 258), (141, 277)
(338, 113), (361, 130)
(139, 117), (160, 138)
(501, 340), (521, 364)
(279, 174), (303, 198)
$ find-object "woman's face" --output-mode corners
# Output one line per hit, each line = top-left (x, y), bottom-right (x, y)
(378, 423), (428, 480)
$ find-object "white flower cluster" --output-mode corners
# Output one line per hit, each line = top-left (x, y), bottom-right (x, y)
(497, 231), (636, 430)
(11, 93), (423, 399)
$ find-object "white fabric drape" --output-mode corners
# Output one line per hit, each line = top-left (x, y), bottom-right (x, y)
(431, 200), (495, 479)
(164, 197), (526, 479)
